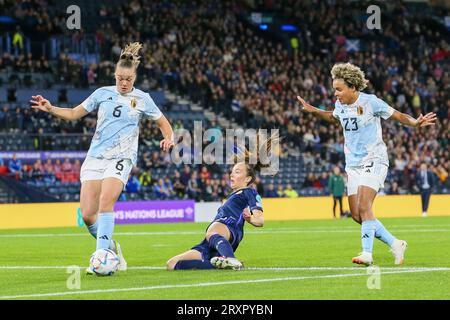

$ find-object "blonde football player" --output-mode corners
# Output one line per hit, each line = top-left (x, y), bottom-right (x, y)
(31, 42), (174, 272)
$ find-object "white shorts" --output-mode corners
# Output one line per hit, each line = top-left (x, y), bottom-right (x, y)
(80, 156), (132, 186)
(346, 161), (388, 196)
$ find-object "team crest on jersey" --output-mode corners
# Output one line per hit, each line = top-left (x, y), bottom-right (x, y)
(357, 106), (363, 115)
(131, 98), (137, 108)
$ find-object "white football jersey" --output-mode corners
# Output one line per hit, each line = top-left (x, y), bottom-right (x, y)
(81, 86), (162, 165)
(332, 92), (394, 168)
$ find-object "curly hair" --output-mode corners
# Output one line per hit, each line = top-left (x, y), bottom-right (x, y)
(331, 63), (368, 91)
(116, 42), (143, 70)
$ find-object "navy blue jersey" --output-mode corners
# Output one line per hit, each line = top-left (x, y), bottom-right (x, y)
(192, 187), (263, 260)
(213, 187), (263, 234)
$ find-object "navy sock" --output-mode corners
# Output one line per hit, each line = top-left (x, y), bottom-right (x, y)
(174, 260), (214, 270)
(208, 234), (235, 258)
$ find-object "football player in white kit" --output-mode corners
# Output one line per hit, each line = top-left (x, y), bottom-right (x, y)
(297, 63), (436, 266)
(30, 42), (174, 273)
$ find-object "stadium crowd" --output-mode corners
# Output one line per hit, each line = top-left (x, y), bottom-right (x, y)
(0, 0), (449, 199)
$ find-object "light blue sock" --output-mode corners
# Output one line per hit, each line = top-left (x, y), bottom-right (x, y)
(96, 212), (115, 250)
(87, 221), (98, 239)
(374, 219), (396, 247)
(361, 220), (377, 253)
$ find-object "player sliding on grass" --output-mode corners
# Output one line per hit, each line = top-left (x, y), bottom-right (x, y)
(166, 135), (276, 270)
(30, 42), (174, 273)
(297, 63), (436, 266)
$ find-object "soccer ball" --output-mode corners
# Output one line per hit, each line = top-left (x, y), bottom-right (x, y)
(89, 248), (120, 276)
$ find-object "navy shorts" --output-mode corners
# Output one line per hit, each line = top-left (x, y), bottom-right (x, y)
(191, 224), (243, 261)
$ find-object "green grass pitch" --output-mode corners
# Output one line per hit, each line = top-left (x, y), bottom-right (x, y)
(1, 216), (450, 300)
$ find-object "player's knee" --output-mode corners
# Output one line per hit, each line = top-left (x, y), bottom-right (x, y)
(98, 194), (115, 212)
(205, 232), (219, 241)
(80, 207), (96, 224)
(357, 203), (371, 217)
(166, 257), (178, 271)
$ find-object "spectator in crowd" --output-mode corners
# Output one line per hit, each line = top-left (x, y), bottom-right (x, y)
(126, 174), (142, 194)
(62, 158), (73, 172)
(284, 184), (299, 198)
(73, 159), (81, 173)
(416, 163), (437, 217)
(389, 181), (400, 195)
(60, 158), (74, 181)
(187, 175), (202, 201)
(30, 159), (44, 180)
(264, 183), (279, 198)
(12, 26), (24, 56)
(328, 166), (345, 219)
(200, 166), (211, 181)
(172, 170), (186, 198)
(181, 165), (191, 186)
(318, 172), (329, 189)
(139, 170), (152, 190)
(303, 173), (315, 188)
(43, 159), (53, 173)
(153, 178), (171, 199)
(276, 184), (285, 197)
(210, 179), (221, 201)
(53, 159), (62, 178)
(218, 178), (231, 200)
(150, 151), (164, 168)
(164, 177), (174, 196)
(8, 154), (22, 175)
(43, 166), (56, 184)
(312, 174), (322, 189)
(202, 179), (214, 202)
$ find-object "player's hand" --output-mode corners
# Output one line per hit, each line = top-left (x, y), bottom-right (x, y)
(160, 139), (175, 152)
(415, 112), (437, 127)
(30, 95), (52, 113)
(296, 95), (316, 113)
(243, 207), (252, 222)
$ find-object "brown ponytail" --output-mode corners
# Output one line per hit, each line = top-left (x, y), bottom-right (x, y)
(234, 131), (280, 186)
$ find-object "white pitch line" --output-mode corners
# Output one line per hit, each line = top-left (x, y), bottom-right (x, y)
(1, 265), (450, 272)
(246, 266), (450, 271)
(1, 228), (450, 239)
(265, 224), (450, 231)
(0, 266), (166, 270)
(0, 268), (447, 300)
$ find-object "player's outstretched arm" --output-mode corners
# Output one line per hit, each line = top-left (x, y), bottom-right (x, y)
(155, 114), (175, 152)
(389, 110), (437, 128)
(30, 95), (88, 121)
(243, 208), (264, 227)
(296, 95), (339, 124)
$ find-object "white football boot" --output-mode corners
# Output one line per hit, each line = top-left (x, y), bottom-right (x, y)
(210, 256), (244, 270)
(352, 252), (374, 266)
(390, 239), (408, 265)
(110, 240), (127, 271)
